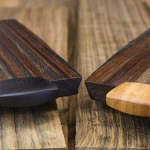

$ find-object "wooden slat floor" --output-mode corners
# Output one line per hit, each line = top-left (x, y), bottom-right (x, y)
(0, 0), (149, 149)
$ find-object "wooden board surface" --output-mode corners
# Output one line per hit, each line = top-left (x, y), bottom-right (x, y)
(0, 7), (68, 149)
(86, 29), (150, 101)
(0, 0), (78, 149)
(74, 0), (150, 149)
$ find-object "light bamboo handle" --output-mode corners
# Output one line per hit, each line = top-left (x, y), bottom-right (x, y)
(106, 82), (150, 117)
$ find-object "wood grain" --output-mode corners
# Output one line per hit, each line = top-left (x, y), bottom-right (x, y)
(86, 28), (150, 101)
(0, 0), (66, 7)
(0, 8), (70, 149)
(0, 0), (150, 149)
(106, 82), (150, 117)
(0, 0), (78, 149)
(0, 2), (77, 148)
(142, 0), (150, 9)
(0, 19), (81, 96)
(73, 0), (150, 149)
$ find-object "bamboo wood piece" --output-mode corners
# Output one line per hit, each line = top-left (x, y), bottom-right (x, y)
(86, 28), (150, 101)
(0, 8), (70, 149)
(106, 82), (150, 117)
(74, 0), (150, 149)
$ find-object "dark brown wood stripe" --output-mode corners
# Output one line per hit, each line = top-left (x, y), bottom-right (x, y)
(0, 22), (60, 80)
(105, 45), (150, 85)
(87, 30), (150, 83)
(0, 28), (37, 77)
(3, 21), (68, 79)
(0, 38), (32, 78)
(3, 20), (81, 79)
(0, 58), (14, 81)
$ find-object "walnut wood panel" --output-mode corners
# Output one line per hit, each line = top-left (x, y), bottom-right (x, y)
(74, 0), (150, 149)
(86, 29), (150, 101)
(0, 8), (69, 149)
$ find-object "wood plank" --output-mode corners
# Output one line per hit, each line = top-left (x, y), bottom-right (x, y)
(0, 8), (71, 149)
(73, 0), (150, 149)
(0, 0), (79, 149)
(0, 0), (80, 148)
(86, 29), (150, 101)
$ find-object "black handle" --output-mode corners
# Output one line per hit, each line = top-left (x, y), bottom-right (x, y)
(0, 77), (58, 107)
